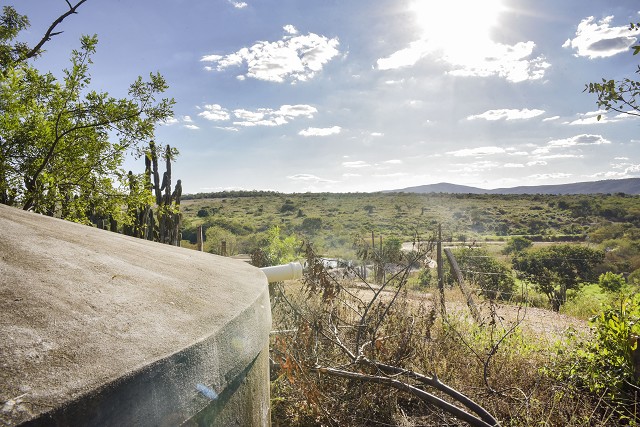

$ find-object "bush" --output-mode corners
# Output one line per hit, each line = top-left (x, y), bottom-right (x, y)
(448, 247), (515, 300)
(599, 271), (626, 293)
(548, 293), (640, 423)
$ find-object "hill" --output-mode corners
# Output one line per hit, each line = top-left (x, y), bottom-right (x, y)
(389, 178), (640, 195)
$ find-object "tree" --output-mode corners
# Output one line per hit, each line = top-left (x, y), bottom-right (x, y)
(253, 225), (299, 267)
(206, 226), (237, 256)
(300, 217), (322, 233)
(598, 271), (627, 293)
(512, 244), (604, 311)
(502, 236), (533, 255)
(0, 5), (174, 226)
(448, 247), (515, 300)
(585, 24), (640, 120)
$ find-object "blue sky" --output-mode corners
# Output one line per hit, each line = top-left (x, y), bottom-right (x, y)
(12, 0), (640, 194)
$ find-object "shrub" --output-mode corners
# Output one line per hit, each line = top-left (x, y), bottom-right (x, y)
(599, 271), (627, 293)
(547, 293), (640, 423)
(448, 247), (515, 300)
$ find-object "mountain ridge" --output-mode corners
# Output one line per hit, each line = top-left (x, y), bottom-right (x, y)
(386, 178), (640, 195)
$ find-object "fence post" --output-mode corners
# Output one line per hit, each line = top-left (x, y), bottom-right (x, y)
(197, 225), (204, 252)
(437, 224), (446, 317)
(444, 248), (481, 323)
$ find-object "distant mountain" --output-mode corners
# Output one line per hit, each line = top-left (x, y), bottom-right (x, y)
(388, 178), (640, 195)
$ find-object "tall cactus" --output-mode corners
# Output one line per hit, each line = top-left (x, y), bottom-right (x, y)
(126, 141), (182, 245)
(149, 141), (182, 245)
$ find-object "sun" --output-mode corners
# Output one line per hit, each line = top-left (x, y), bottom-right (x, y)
(409, 0), (505, 53)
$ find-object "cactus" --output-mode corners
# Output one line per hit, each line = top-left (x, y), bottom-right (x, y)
(125, 141), (182, 246)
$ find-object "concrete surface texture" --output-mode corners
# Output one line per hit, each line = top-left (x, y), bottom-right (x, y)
(0, 204), (272, 426)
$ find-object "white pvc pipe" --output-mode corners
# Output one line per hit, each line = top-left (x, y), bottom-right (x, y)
(260, 262), (303, 283)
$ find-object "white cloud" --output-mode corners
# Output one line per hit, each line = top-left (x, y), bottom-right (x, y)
(162, 116), (179, 125)
(383, 159), (403, 165)
(566, 109), (611, 125)
(377, 40), (430, 70)
(504, 163), (525, 168)
(527, 160), (547, 166)
(299, 126), (341, 136)
(377, 39), (550, 83)
(567, 110), (635, 125)
(451, 161), (500, 172)
(198, 103), (316, 127)
(373, 172), (409, 178)
(547, 134), (611, 147)
(626, 164), (640, 174)
(567, 116), (603, 125)
(543, 116), (560, 122)
(342, 161), (371, 168)
(162, 115), (199, 129)
(529, 173), (572, 180)
(467, 108), (545, 121)
(447, 146), (506, 157)
(287, 174), (338, 183)
(227, 0), (248, 9)
(537, 154), (584, 159)
(563, 16), (637, 58)
(445, 41), (550, 83)
(283, 25), (298, 35)
(198, 104), (230, 121)
(201, 29), (340, 83)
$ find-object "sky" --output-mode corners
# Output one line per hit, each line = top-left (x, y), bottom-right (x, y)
(11, 0), (640, 194)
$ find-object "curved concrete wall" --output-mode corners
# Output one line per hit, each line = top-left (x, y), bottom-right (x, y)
(0, 204), (271, 426)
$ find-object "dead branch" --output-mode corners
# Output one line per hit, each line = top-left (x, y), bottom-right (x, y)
(23, 0), (89, 61)
(312, 365), (499, 427)
(367, 360), (500, 426)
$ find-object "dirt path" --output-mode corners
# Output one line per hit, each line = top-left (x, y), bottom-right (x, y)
(346, 283), (589, 341)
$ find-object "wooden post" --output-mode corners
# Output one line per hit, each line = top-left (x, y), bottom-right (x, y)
(221, 240), (227, 256)
(437, 224), (446, 317)
(197, 225), (204, 252)
(444, 248), (481, 323)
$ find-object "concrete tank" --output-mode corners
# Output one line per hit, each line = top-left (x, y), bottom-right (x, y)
(0, 204), (271, 426)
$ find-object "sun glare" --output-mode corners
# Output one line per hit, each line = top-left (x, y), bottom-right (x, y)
(410, 0), (505, 52)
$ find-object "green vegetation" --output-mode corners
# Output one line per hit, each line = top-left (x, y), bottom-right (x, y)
(445, 247), (515, 300)
(0, 4), (174, 226)
(181, 191), (640, 278)
(270, 243), (640, 426)
(181, 191), (640, 425)
(513, 244), (605, 311)
(548, 293), (640, 423)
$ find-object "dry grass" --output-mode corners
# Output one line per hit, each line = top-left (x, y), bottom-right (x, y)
(269, 279), (615, 426)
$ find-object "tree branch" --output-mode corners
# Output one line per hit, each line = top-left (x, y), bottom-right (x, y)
(23, 0), (89, 61)
(312, 365), (499, 427)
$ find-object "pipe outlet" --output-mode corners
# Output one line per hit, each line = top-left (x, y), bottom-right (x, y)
(260, 262), (303, 283)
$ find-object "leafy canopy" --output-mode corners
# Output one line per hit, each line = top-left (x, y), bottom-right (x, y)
(585, 23), (640, 120)
(513, 244), (604, 310)
(0, 5), (174, 225)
